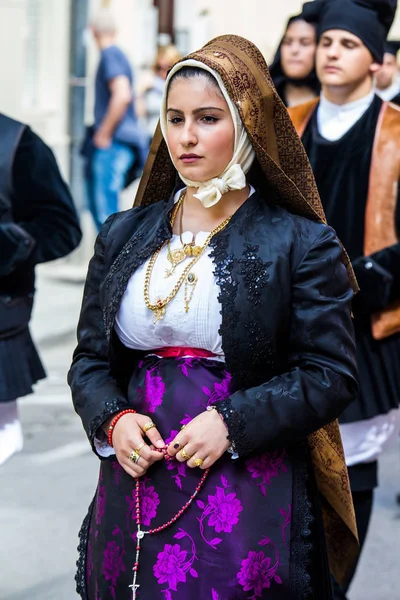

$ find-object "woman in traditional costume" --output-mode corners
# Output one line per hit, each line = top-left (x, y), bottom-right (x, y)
(69, 35), (359, 600)
(270, 13), (320, 107)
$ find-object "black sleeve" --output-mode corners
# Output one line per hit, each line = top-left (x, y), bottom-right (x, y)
(352, 187), (400, 313)
(369, 188), (400, 303)
(68, 215), (130, 456)
(0, 223), (36, 277)
(216, 227), (359, 457)
(11, 127), (82, 266)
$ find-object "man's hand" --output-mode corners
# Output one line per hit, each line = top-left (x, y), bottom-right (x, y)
(93, 128), (112, 149)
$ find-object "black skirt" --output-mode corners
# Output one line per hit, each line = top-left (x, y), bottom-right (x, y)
(76, 355), (333, 600)
(339, 315), (400, 423)
(0, 326), (46, 402)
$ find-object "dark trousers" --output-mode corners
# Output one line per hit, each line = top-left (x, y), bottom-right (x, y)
(333, 462), (376, 599)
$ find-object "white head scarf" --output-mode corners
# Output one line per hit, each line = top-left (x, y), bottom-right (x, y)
(160, 59), (255, 208)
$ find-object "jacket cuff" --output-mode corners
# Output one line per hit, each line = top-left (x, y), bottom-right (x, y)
(352, 256), (393, 314)
(0, 223), (36, 276)
(94, 429), (116, 458)
(88, 398), (129, 457)
(215, 398), (250, 457)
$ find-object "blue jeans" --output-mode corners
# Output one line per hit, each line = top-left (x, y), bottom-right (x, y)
(86, 141), (134, 231)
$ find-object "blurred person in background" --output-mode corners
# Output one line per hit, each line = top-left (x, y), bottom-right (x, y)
(290, 1), (400, 597)
(270, 10), (320, 106)
(84, 9), (147, 231)
(137, 44), (182, 138)
(375, 40), (400, 102)
(69, 34), (359, 600)
(0, 113), (81, 466)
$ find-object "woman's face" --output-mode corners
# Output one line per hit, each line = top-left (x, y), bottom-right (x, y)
(166, 76), (235, 183)
(280, 20), (316, 80)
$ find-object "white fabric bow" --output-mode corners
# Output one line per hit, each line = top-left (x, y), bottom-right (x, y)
(190, 164), (247, 207)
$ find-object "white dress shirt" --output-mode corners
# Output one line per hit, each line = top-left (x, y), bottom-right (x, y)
(317, 91), (375, 141)
(376, 80), (400, 102)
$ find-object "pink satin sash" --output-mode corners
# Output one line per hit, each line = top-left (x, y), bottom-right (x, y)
(152, 347), (216, 359)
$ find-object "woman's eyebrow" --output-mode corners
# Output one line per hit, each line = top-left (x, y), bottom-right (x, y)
(166, 106), (225, 115)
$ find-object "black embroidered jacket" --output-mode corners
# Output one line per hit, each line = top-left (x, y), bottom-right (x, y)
(68, 191), (358, 456)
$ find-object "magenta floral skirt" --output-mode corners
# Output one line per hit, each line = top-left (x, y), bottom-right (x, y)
(78, 356), (332, 600)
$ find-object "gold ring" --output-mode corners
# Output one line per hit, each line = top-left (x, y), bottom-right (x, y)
(134, 443), (146, 455)
(180, 424), (186, 431)
(128, 451), (140, 464)
(180, 448), (193, 461)
(143, 422), (155, 433)
(193, 458), (203, 467)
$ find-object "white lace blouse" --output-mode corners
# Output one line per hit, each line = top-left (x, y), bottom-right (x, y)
(114, 187), (255, 357)
(114, 231), (224, 357)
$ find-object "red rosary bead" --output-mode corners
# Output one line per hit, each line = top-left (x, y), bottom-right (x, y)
(129, 446), (210, 597)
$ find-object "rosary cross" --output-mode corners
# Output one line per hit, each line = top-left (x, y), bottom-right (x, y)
(129, 582), (140, 598)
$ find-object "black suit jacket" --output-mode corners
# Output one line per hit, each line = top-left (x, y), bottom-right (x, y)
(0, 126), (82, 297)
(68, 190), (359, 457)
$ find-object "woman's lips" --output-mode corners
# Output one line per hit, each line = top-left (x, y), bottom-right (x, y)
(324, 65), (341, 73)
(179, 155), (202, 164)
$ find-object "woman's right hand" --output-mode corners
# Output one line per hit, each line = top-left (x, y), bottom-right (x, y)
(104, 413), (165, 478)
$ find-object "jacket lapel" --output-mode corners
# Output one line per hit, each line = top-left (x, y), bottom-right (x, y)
(102, 200), (173, 341)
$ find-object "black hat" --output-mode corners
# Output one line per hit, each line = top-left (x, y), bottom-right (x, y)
(385, 39), (400, 55)
(302, 0), (398, 63)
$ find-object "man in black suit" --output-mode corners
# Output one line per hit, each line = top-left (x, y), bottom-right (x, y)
(0, 113), (82, 465)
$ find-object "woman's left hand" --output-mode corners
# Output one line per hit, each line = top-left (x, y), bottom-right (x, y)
(167, 409), (231, 469)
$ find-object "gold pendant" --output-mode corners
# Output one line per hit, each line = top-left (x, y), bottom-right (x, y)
(169, 248), (187, 264)
(165, 266), (175, 278)
(184, 272), (198, 314)
(192, 246), (202, 258)
(153, 300), (166, 324)
(153, 307), (165, 324)
(185, 245), (202, 258)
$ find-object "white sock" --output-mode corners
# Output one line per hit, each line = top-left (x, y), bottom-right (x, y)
(0, 401), (24, 466)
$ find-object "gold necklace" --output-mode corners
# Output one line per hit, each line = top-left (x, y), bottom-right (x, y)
(179, 197), (202, 257)
(144, 207), (232, 324)
(183, 271), (198, 313)
(165, 192), (202, 278)
(165, 196), (186, 278)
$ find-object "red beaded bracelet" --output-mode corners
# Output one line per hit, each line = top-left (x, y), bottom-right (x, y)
(107, 409), (137, 447)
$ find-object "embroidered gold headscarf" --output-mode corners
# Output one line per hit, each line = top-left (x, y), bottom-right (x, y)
(134, 34), (359, 584)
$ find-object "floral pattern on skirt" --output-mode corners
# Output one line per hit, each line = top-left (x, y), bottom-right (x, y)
(82, 356), (298, 599)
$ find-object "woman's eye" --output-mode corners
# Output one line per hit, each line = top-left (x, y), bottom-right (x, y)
(201, 115), (219, 123)
(168, 117), (183, 125)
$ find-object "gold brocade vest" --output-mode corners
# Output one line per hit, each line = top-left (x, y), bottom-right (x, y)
(289, 99), (400, 341)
